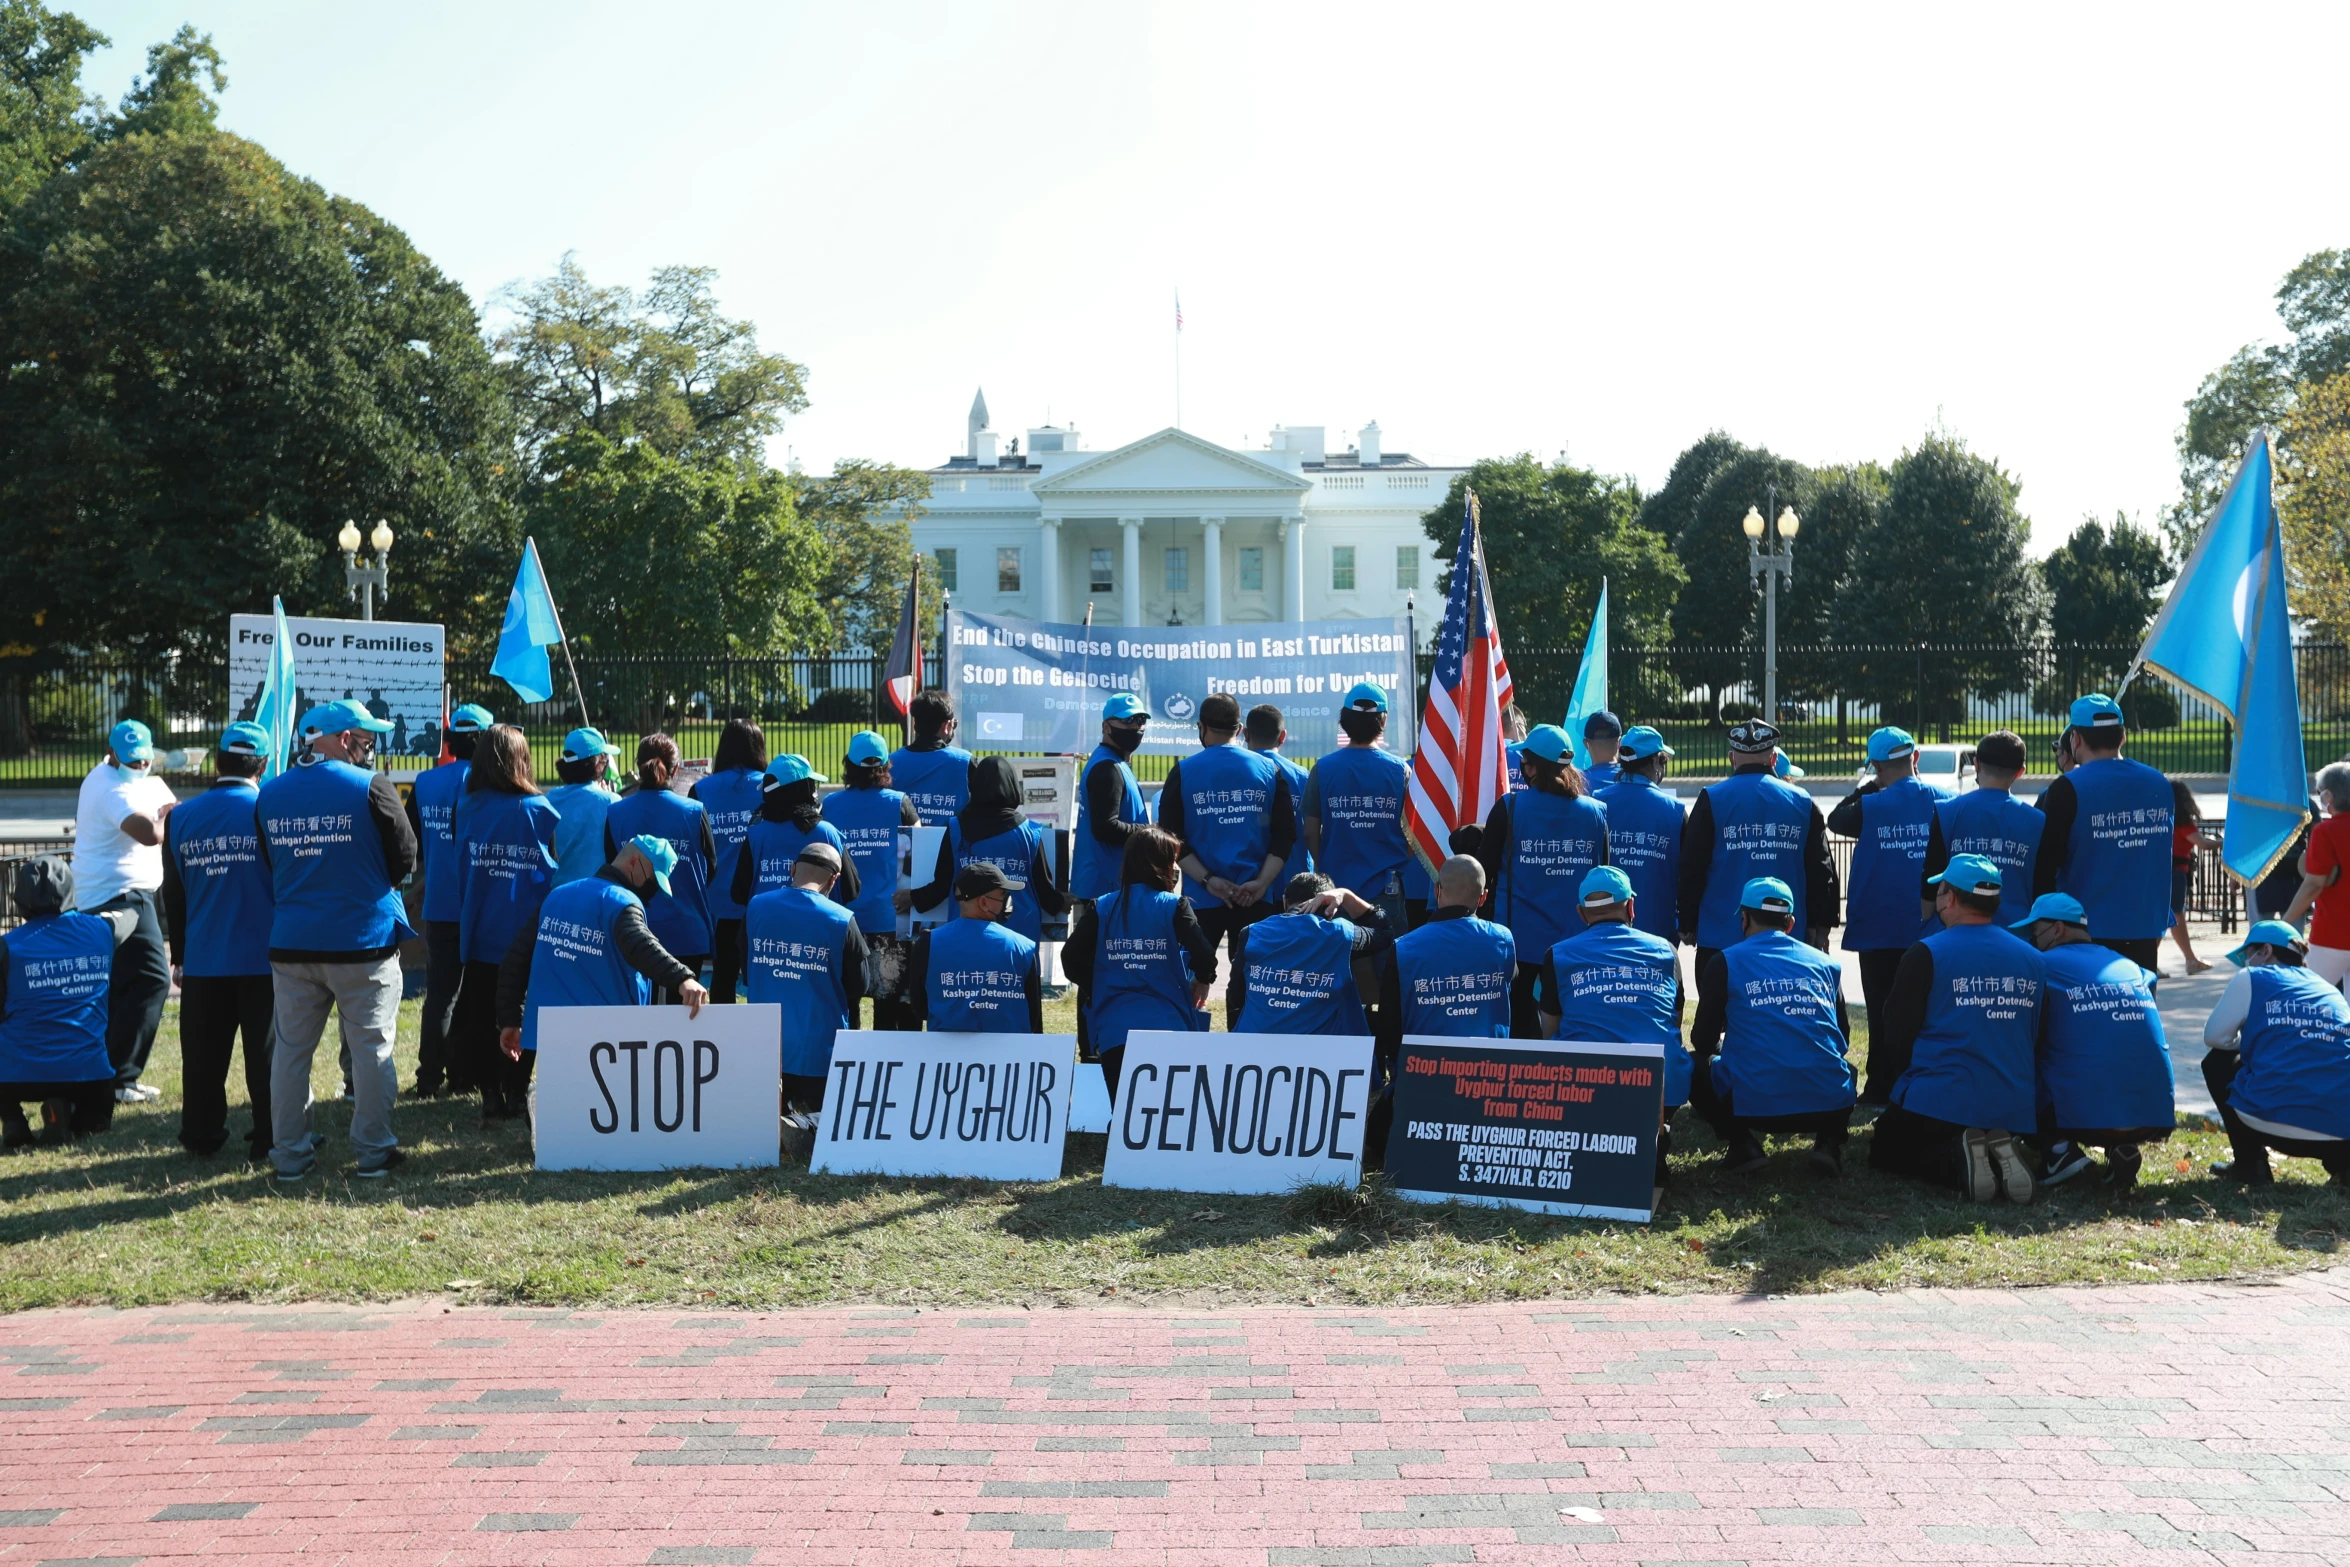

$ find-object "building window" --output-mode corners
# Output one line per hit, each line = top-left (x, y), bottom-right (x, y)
(997, 547), (1021, 593)
(1164, 547), (1189, 594)
(934, 548), (957, 592)
(1332, 545), (1357, 592)
(1238, 547), (1264, 593)
(1396, 545), (1419, 591)
(1089, 548), (1114, 593)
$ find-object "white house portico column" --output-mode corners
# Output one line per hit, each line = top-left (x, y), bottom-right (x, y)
(1120, 516), (1143, 627)
(1282, 513), (1307, 623)
(1202, 516), (1224, 626)
(1037, 516), (1062, 622)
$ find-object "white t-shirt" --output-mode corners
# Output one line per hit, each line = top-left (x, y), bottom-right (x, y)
(73, 763), (178, 909)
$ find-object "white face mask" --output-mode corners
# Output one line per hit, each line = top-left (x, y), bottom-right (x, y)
(111, 761), (149, 782)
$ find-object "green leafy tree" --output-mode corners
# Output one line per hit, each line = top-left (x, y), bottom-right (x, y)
(1674, 448), (1814, 706)
(790, 460), (941, 653)
(0, 0), (105, 217)
(2041, 514), (2167, 645)
(1775, 460), (1885, 709)
(107, 23), (222, 140)
(2280, 373), (2350, 641)
(1636, 430), (1746, 560)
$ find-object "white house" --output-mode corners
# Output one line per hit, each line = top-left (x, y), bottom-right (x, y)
(897, 389), (1464, 634)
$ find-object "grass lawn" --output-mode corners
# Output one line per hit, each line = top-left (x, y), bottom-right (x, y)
(2, 994), (2343, 1313)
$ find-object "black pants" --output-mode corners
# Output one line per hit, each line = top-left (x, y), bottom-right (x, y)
(1508, 966), (1546, 1040)
(97, 888), (170, 1088)
(711, 919), (747, 1003)
(1689, 1054), (1850, 1151)
(1, 1080), (115, 1142)
(2104, 936), (2164, 974)
(1867, 1103), (1977, 1190)
(2203, 1050), (2350, 1179)
(177, 973), (274, 1158)
(1195, 902), (1270, 1030)
(415, 920), (468, 1095)
(1854, 947), (1909, 1102)
(455, 959), (527, 1116)
(652, 959), (710, 1008)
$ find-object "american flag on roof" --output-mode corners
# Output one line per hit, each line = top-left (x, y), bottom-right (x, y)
(1406, 490), (1515, 872)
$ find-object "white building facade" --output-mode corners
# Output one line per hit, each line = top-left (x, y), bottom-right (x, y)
(898, 390), (1463, 635)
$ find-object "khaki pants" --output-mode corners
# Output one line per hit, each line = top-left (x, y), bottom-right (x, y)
(269, 956), (402, 1173)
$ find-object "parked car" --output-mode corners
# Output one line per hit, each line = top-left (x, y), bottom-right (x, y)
(1854, 742), (1975, 791)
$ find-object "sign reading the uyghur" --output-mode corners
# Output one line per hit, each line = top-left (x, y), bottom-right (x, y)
(945, 610), (1414, 755)
(810, 1031), (1075, 1181)
(228, 615), (447, 762)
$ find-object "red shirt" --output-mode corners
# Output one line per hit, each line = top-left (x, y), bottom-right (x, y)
(2172, 823), (2198, 872)
(2307, 814), (2350, 950)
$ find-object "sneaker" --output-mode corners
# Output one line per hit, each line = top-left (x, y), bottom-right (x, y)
(354, 1150), (407, 1179)
(1986, 1133), (2036, 1203)
(2038, 1139), (2093, 1188)
(113, 1086), (144, 1105)
(1723, 1133), (1769, 1175)
(273, 1160), (316, 1183)
(1808, 1143), (1843, 1179)
(2104, 1144), (2143, 1190)
(2211, 1158), (2274, 1185)
(1960, 1128), (1999, 1202)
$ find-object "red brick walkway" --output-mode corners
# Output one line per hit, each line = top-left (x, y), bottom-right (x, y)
(4, 1273), (2348, 1565)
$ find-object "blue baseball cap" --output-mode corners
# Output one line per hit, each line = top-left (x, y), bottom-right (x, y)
(1522, 723), (1573, 763)
(1581, 709), (1622, 739)
(1343, 681), (1390, 714)
(2227, 918), (2307, 967)
(1102, 692), (1147, 722)
(1867, 726), (1918, 763)
(1578, 865), (1636, 908)
(622, 833), (676, 896)
(108, 719), (154, 763)
(1618, 725), (1673, 760)
(1740, 876), (1795, 914)
(218, 720), (271, 757)
(846, 730), (890, 765)
(1929, 852), (2004, 896)
(1773, 752), (1806, 780)
(2068, 693), (2125, 730)
(765, 754), (827, 790)
(561, 726), (620, 762)
(2010, 892), (2087, 931)
(304, 698), (392, 736)
(449, 703), (494, 733)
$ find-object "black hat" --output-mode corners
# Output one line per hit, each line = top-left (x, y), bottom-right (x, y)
(954, 861), (1026, 898)
(1726, 718), (1782, 753)
(11, 854), (72, 916)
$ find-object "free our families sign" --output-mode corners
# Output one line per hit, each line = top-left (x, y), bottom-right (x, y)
(1101, 1031), (1375, 1196)
(532, 1004), (782, 1171)
(227, 615), (447, 761)
(810, 1032), (1075, 1181)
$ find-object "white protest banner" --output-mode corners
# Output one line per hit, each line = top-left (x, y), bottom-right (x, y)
(1101, 1031), (1374, 1195)
(533, 1003), (781, 1171)
(228, 614), (446, 762)
(812, 1031), (1074, 1181)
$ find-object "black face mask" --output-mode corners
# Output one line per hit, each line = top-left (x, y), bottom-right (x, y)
(1104, 726), (1145, 757)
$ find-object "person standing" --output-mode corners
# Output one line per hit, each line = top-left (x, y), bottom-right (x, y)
(1303, 683), (1428, 927)
(822, 731), (920, 1028)
(453, 725), (560, 1121)
(1071, 694), (1151, 901)
(2284, 761), (2350, 985)
(2031, 694), (2173, 971)
(1534, 865), (1687, 1187)
(1595, 728), (1682, 945)
(745, 841), (867, 1118)
(543, 727), (622, 887)
(1579, 711), (1624, 790)
(0, 858), (138, 1147)
(1064, 826), (1214, 1098)
(1501, 703), (1530, 794)
(890, 689), (975, 822)
(161, 722), (276, 1161)
(2200, 920), (2350, 1186)
(2010, 892), (2174, 1189)
(405, 704), (491, 1097)
(1155, 694), (1296, 1028)
(1920, 729), (2042, 929)
(904, 863), (1044, 1032)
(1245, 704), (1314, 875)
(1828, 727), (1944, 1100)
(72, 718), (175, 1105)
(2167, 779), (2221, 976)
(255, 700), (417, 1180)
(692, 718), (769, 1003)
(604, 733), (716, 1003)
(1471, 724), (1609, 1038)
(1677, 719), (1837, 972)
(1231, 873), (1393, 1036)
(733, 756), (860, 907)
(1384, 856), (1515, 1039)
(1688, 877), (1856, 1177)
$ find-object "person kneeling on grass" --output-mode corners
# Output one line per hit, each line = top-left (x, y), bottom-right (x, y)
(1537, 865), (1689, 1190)
(1231, 873), (1394, 1036)
(2011, 892), (2175, 1190)
(1868, 853), (2044, 1203)
(905, 862), (1044, 1033)
(2200, 919), (2350, 1188)
(1688, 877), (1856, 1178)
(745, 841), (868, 1124)
(1, 857), (138, 1149)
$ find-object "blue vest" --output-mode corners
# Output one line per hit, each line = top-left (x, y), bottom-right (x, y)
(1071, 747), (1145, 901)
(1311, 746), (1429, 901)
(1496, 789), (1610, 964)
(690, 767), (766, 921)
(890, 743), (975, 823)
(2057, 758), (2175, 941)
(542, 781), (617, 888)
(455, 789), (560, 964)
(945, 818), (1052, 943)
(1937, 787), (2045, 928)
(1086, 888), (1205, 1052)
(821, 786), (910, 934)
(1504, 741), (1527, 793)
(167, 782), (273, 977)
(1714, 931), (1854, 1118)
(2038, 942), (2174, 1131)
(258, 760), (415, 954)
(1595, 775), (1682, 943)
(745, 885), (856, 1077)
(1845, 777), (1942, 952)
(2232, 964), (2350, 1141)
(606, 786), (716, 959)
(1234, 911), (1367, 1035)
(1892, 923), (2044, 1131)
(1583, 760), (1621, 790)
(742, 817), (852, 906)
(1172, 744), (1282, 907)
(924, 917), (1037, 1031)
(522, 875), (650, 1054)
(1261, 750), (1314, 875)
(1545, 921), (1689, 1104)
(0, 913), (116, 1082)
(1696, 771), (1814, 949)
(1392, 914), (1515, 1038)
(411, 758), (469, 922)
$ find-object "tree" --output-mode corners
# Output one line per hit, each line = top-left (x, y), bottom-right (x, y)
(2280, 373), (2350, 641)
(0, 0), (105, 217)
(2041, 514), (2167, 645)
(790, 460), (941, 654)
(107, 23), (222, 140)
(1775, 461), (1884, 709)
(1675, 448), (1814, 705)
(1636, 431), (1745, 559)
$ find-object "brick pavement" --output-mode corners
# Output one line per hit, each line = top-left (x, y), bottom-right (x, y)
(3, 1272), (2349, 1565)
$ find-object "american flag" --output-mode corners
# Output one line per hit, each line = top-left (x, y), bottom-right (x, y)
(1405, 490), (1515, 872)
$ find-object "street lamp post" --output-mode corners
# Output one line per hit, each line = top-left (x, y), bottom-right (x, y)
(338, 519), (395, 621)
(1742, 486), (1800, 726)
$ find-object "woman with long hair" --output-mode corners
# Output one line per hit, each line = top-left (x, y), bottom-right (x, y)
(691, 718), (767, 1002)
(908, 756), (1068, 943)
(820, 731), (920, 1028)
(1062, 825), (1214, 1099)
(452, 724), (559, 1118)
(603, 733), (717, 1002)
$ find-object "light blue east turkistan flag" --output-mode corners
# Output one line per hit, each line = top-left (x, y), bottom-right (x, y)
(491, 537), (564, 705)
(252, 594), (298, 779)
(1564, 578), (1608, 768)
(2127, 430), (2306, 883)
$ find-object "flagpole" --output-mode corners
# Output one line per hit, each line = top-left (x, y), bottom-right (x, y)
(1173, 288), (1182, 430)
(527, 536), (592, 731)
(910, 553), (924, 695)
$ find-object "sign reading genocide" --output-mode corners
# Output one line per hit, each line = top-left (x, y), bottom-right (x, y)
(532, 1003), (781, 1171)
(228, 614), (448, 762)
(946, 609), (1415, 757)
(1102, 1031), (1374, 1196)
(810, 1031), (1075, 1181)
(1383, 1037), (1666, 1222)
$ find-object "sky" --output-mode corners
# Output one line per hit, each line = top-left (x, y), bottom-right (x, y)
(78, 1), (2350, 554)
